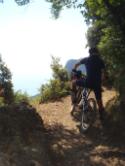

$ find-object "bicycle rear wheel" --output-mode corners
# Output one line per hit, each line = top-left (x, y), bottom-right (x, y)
(81, 98), (96, 132)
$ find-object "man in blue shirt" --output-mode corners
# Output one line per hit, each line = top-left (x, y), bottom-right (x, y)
(71, 47), (106, 120)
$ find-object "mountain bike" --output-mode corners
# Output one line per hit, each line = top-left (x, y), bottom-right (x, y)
(71, 70), (97, 132)
(80, 87), (96, 132)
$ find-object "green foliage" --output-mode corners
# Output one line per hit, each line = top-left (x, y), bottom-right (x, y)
(83, 0), (125, 109)
(86, 24), (103, 48)
(51, 56), (69, 81)
(39, 56), (70, 103)
(30, 95), (41, 106)
(0, 55), (14, 105)
(14, 90), (30, 104)
(84, 1), (125, 85)
(46, 0), (69, 18)
(45, 0), (84, 18)
(15, 0), (30, 6)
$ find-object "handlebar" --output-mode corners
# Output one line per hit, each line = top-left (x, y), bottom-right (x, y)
(71, 69), (86, 80)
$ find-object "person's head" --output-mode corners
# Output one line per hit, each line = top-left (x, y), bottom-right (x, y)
(89, 47), (99, 56)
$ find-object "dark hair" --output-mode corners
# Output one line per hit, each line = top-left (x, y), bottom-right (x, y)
(89, 47), (98, 55)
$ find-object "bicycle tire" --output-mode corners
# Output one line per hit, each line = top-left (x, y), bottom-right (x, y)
(70, 87), (83, 117)
(81, 98), (96, 132)
(76, 87), (83, 104)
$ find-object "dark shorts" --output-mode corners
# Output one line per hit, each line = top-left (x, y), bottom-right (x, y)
(75, 78), (102, 100)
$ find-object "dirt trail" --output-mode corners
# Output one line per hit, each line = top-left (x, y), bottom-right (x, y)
(38, 89), (125, 166)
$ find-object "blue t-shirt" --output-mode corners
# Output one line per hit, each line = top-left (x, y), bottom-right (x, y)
(80, 54), (105, 87)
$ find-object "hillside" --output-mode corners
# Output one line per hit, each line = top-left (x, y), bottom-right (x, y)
(0, 89), (125, 166)
(0, 103), (52, 166)
(38, 88), (125, 166)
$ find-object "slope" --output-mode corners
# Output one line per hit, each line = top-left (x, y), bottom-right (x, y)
(38, 88), (125, 166)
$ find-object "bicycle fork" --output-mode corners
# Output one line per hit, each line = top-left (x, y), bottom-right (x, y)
(82, 88), (89, 112)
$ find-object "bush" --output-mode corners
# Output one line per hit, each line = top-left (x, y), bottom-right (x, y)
(39, 56), (70, 103)
(40, 79), (70, 103)
(14, 90), (30, 104)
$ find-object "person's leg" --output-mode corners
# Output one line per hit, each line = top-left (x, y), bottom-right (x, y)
(94, 86), (105, 120)
(97, 99), (105, 112)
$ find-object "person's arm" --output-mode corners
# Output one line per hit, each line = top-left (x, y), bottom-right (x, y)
(73, 58), (87, 70)
(73, 62), (81, 70)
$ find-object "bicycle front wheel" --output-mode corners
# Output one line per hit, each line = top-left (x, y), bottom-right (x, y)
(81, 98), (96, 132)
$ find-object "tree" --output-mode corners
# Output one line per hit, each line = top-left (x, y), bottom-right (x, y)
(0, 55), (14, 104)
(0, 0), (30, 6)
(51, 56), (69, 82)
(15, 0), (30, 6)
(39, 56), (69, 102)
(14, 90), (29, 104)
(83, 0), (125, 107)
(45, 0), (84, 18)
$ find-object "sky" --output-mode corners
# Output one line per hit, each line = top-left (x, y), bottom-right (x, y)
(0, 0), (88, 96)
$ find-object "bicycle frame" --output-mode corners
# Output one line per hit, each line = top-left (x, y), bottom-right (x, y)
(81, 88), (91, 111)
(80, 87), (97, 132)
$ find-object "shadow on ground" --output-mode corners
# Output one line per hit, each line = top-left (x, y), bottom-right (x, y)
(0, 103), (52, 166)
(45, 115), (125, 166)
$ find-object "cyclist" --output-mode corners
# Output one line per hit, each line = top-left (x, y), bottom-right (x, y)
(71, 47), (106, 120)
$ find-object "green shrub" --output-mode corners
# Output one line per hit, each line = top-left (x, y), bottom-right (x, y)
(40, 79), (69, 103)
(39, 56), (70, 103)
(14, 90), (30, 104)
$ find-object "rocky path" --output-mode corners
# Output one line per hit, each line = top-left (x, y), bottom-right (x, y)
(38, 89), (125, 166)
